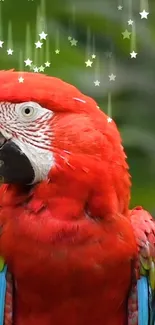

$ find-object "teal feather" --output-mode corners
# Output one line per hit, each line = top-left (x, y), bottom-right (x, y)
(0, 265), (7, 325)
(137, 276), (149, 325)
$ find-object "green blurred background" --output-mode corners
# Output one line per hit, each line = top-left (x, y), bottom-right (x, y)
(0, 0), (154, 212)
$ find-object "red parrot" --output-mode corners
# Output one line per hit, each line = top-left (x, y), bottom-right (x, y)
(0, 70), (154, 325)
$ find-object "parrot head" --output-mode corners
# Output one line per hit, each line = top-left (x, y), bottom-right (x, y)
(0, 70), (130, 217)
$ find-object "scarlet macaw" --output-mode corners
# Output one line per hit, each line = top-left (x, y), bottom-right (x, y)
(0, 70), (154, 325)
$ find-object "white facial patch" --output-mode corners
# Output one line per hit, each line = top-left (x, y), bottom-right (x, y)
(13, 137), (54, 184)
(0, 101), (55, 184)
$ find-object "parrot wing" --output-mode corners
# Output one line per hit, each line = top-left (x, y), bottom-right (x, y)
(128, 206), (155, 325)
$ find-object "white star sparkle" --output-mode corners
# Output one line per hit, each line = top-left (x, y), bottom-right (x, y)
(7, 48), (13, 55)
(18, 77), (24, 83)
(130, 51), (137, 58)
(35, 41), (43, 48)
(70, 38), (78, 46)
(39, 65), (45, 72)
(109, 73), (116, 81)
(33, 67), (39, 73)
(45, 61), (51, 67)
(0, 40), (4, 48)
(24, 58), (32, 66)
(139, 10), (149, 19)
(39, 31), (48, 40)
(94, 80), (100, 86)
(85, 59), (93, 67)
(128, 19), (134, 25)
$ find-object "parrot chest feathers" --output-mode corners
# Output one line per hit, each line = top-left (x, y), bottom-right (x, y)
(0, 186), (137, 325)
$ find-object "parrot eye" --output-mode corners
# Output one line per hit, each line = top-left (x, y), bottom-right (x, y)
(18, 101), (49, 122)
(21, 105), (35, 118)
(24, 107), (31, 115)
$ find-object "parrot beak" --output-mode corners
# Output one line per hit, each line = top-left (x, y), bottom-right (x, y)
(0, 132), (34, 184)
(0, 133), (7, 147)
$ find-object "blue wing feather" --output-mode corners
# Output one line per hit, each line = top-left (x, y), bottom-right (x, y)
(137, 276), (149, 325)
(0, 265), (7, 325)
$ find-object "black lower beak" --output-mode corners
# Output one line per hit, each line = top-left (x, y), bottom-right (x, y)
(0, 132), (7, 148)
(0, 139), (34, 184)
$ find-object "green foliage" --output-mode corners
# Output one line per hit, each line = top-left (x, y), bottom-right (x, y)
(0, 0), (155, 211)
